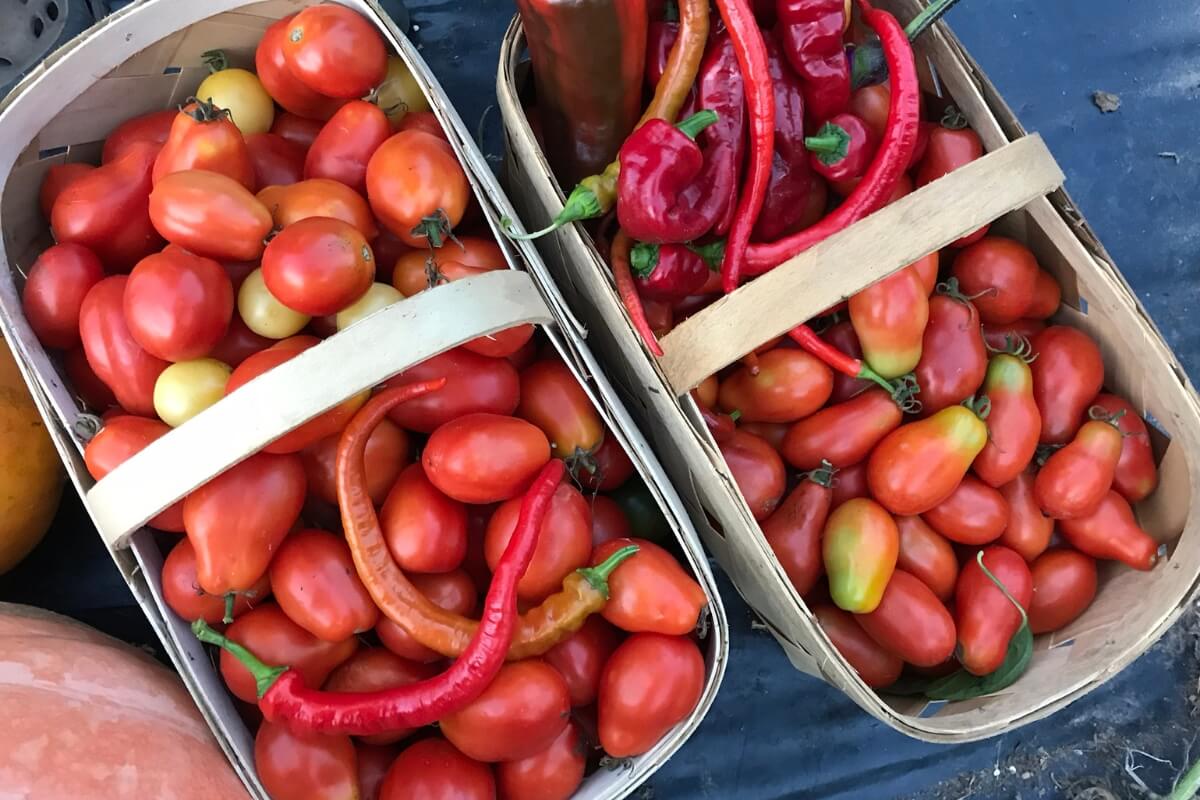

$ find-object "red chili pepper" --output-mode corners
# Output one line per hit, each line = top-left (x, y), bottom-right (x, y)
(788, 325), (920, 414)
(630, 240), (723, 301)
(850, 0), (962, 89)
(617, 110), (722, 244)
(192, 457), (568, 736)
(740, 0), (920, 278)
(696, 31), (748, 236)
(805, 113), (878, 182)
(612, 230), (665, 356)
(776, 0), (851, 124)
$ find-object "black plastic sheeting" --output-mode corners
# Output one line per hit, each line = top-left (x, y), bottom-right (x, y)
(4, 1), (1200, 797)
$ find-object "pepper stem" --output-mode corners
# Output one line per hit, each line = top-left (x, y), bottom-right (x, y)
(502, 184), (602, 240)
(630, 243), (661, 278)
(675, 109), (719, 140)
(903, 0), (964, 40)
(856, 362), (901, 395)
(578, 545), (640, 599)
(689, 240), (726, 270)
(852, 0), (963, 88)
(805, 123), (852, 164)
(192, 620), (287, 699)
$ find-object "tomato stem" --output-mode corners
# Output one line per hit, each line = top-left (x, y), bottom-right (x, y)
(805, 459), (838, 489)
(201, 49), (229, 73)
(192, 619), (287, 698)
(411, 209), (461, 250)
(576, 545), (639, 599)
(974, 551), (1028, 626)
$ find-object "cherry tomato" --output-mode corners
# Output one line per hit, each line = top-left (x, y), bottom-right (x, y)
(221, 604), (357, 703)
(577, 431), (636, 491)
(1059, 490), (1160, 571)
(423, 413), (551, 504)
(392, 236), (505, 296)
(322, 649), (438, 745)
(917, 123), (988, 245)
(763, 473), (833, 597)
(598, 633), (704, 758)
(269, 528), (379, 641)
(543, 616), (624, 707)
(153, 357), (231, 426)
(894, 515), (958, 602)
(497, 722), (586, 800)
(822, 498), (899, 614)
(83, 414), (184, 531)
(718, 348), (834, 423)
(64, 346), (117, 410)
(486, 483), (592, 601)
(441, 660), (571, 762)
(855, 570), (957, 668)
(812, 603), (902, 689)
(1031, 326), (1104, 445)
(1026, 270), (1061, 319)
(124, 246), (234, 361)
(303, 418), (409, 506)
(1035, 414), (1122, 519)
(379, 463), (468, 574)
(782, 388), (902, 470)
(262, 216), (375, 316)
(378, 56), (432, 128)
(21, 243), (104, 350)
(152, 102), (255, 189)
(849, 84), (890, 141)
(336, 282), (404, 330)
(102, 109), (176, 164)
(955, 546), (1033, 676)
(271, 111), (329, 148)
(39, 163), (94, 220)
(517, 359), (604, 460)
(594, 537), (706, 635)
(149, 170), (273, 261)
(868, 404), (989, 516)
(396, 110), (447, 140)
(591, 495), (633, 546)
(196, 67), (274, 136)
(162, 538), (269, 624)
(1028, 549), (1098, 635)
(246, 133), (306, 187)
(1091, 393), (1159, 503)
(226, 336), (368, 453)
(237, 268), (311, 339)
(52, 141), (162, 272)
(256, 722), (358, 800)
(914, 290), (988, 416)
(849, 264), (929, 380)
(256, 15), (347, 121)
(305, 100), (392, 194)
(78, 276), (168, 417)
(384, 347), (519, 433)
(367, 131), (470, 246)
(377, 569), (477, 664)
(720, 429), (787, 521)
(993, 467), (1052, 563)
(973, 351), (1041, 488)
(821, 320), (872, 403)
(951, 237), (1039, 325)
(922, 475), (1010, 546)
(380, 738), (495, 800)
(282, 5), (388, 99)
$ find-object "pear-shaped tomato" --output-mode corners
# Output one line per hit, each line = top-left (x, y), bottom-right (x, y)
(1091, 393), (1159, 503)
(718, 348), (833, 423)
(913, 286), (988, 416)
(998, 467), (1054, 562)
(152, 101), (255, 189)
(1031, 326), (1103, 444)
(720, 430), (787, 521)
(922, 475), (1010, 546)
(973, 351), (1041, 488)
(823, 498), (899, 614)
(894, 515), (958, 601)
(763, 468), (834, 597)
(849, 264), (929, 380)
(1058, 491), (1160, 571)
(781, 388), (902, 470)
(813, 603), (902, 689)
(1034, 412), (1123, 519)
(1028, 549), (1097, 634)
(955, 546), (1033, 676)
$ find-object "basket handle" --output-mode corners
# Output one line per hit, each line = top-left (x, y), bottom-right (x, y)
(86, 270), (554, 551)
(657, 134), (1065, 393)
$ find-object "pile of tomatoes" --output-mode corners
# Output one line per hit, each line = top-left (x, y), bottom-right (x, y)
(18, 4), (711, 799)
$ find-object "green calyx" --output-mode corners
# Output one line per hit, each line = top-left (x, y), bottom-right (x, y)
(410, 208), (460, 250)
(805, 123), (852, 165)
(1088, 404), (1127, 428)
(630, 243), (661, 278)
(689, 239), (726, 270)
(201, 49), (229, 73)
(192, 619), (287, 699)
(578, 545), (639, 599)
(181, 95), (230, 123)
(676, 109), (719, 140)
(984, 332), (1037, 363)
(888, 373), (923, 415)
(805, 460), (838, 489)
(502, 183), (603, 241)
(941, 105), (970, 131)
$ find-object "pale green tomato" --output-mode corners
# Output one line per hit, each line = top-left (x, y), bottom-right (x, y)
(239, 268), (311, 339)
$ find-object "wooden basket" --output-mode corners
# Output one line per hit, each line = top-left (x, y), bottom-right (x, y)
(497, 1), (1200, 741)
(0, 1), (729, 796)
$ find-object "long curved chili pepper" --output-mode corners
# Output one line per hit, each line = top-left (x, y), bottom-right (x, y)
(790, 324), (902, 397)
(337, 383), (640, 660)
(612, 230), (665, 356)
(739, 0), (919, 278)
(505, 0), (711, 241)
(191, 456), (567, 736)
(851, 0), (963, 89)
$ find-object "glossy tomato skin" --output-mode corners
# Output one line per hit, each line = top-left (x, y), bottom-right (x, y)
(955, 546), (1033, 676)
(1028, 549), (1098, 634)
(303, 418), (409, 506)
(998, 467), (1055, 562)
(269, 529), (379, 641)
(367, 131), (470, 246)
(543, 616), (624, 707)
(282, 5), (388, 99)
(763, 475), (833, 596)
(740, 420), (789, 452)
(782, 388), (901, 470)
(78, 276), (168, 417)
(376, 569), (477, 663)
(486, 483), (592, 601)
(381, 463), (468, 574)
(718, 348), (834, 423)
(981, 318), (1046, 352)
(868, 405), (989, 516)
(720, 429), (787, 521)
(259, 178), (377, 238)
(1058, 490), (1160, 571)
(262, 216), (375, 315)
(849, 264), (929, 379)
(162, 538), (270, 624)
(577, 432), (636, 491)
(221, 604), (357, 703)
(39, 163), (94, 220)
(255, 15), (346, 121)
(914, 292), (988, 416)
(245, 133), (306, 187)
(813, 603), (902, 689)
(922, 475), (1010, 546)
(895, 515), (958, 602)
(823, 498), (900, 614)
(356, 744), (398, 800)
(152, 103), (255, 189)
(917, 125), (987, 245)
(855, 570), (957, 667)
(123, 246), (234, 361)
(1027, 270), (1062, 319)
(255, 722), (358, 800)
(102, 109), (176, 163)
(1031, 326), (1104, 445)
(209, 314), (272, 368)
(183, 451), (307, 596)
(380, 738), (495, 800)
(1034, 417), (1123, 519)
(599, 633), (705, 758)
(52, 141), (163, 272)
(594, 537), (706, 635)
(323, 649), (438, 745)
(973, 352), (1041, 488)
(517, 359), (604, 458)
(590, 495), (633, 545)
(305, 100), (391, 193)
(422, 413), (551, 504)
(497, 722), (586, 800)
(397, 110), (448, 139)
(149, 170), (273, 262)
(441, 660), (571, 763)
(83, 415), (184, 530)
(22, 243), (104, 349)
(1091, 394), (1159, 503)
(831, 461), (869, 508)
(951, 237), (1040, 324)
(384, 347), (519, 433)
(392, 236), (505, 295)
(271, 111), (327, 148)
(64, 346), (118, 410)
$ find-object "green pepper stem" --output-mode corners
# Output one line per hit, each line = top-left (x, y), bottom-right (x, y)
(805, 123), (852, 165)
(630, 243), (661, 278)
(223, 593), (235, 625)
(192, 619), (287, 699)
(1165, 756), (1200, 800)
(856, 362), (900, 395)
(903, 0), (964, 40)
(578, 545), (640, 599)
(689, 240), (726, 269)
(502, 183), (602, 240)
(676, 109), (719, 140)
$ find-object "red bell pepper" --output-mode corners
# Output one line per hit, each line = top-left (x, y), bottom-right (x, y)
(776, 0), (851, 124)
(630, 240), (723, 301)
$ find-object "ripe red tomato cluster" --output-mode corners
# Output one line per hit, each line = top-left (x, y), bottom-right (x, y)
(703, 232), (1162, 689)
(22, 6), (710, 799)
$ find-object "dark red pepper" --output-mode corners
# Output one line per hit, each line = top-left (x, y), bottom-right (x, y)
(805, 112), (878, 182)
(696, 31), (749, 237)
(630, 240), (723, 301)
(776, 0), (851, 125)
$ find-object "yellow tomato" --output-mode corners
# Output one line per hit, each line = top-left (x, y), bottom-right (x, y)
(336, 283), (404, 330)
(239, 269), (311, 339)
(154, 358), (232, 427)
(377, 56), (430, 128)
(196, 67), (275, 136)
